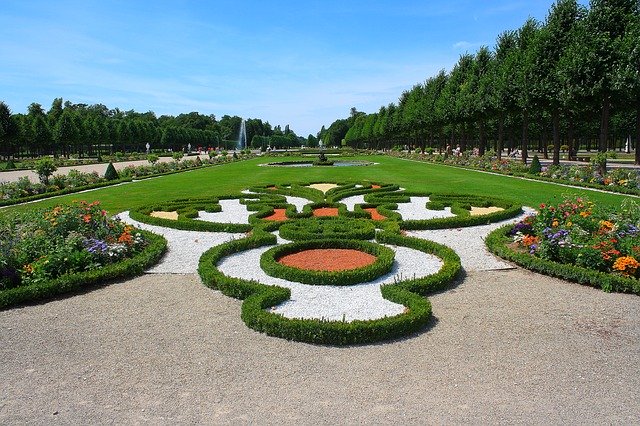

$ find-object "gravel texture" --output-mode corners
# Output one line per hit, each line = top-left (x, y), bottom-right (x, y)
(217, 236), (442, 321)
(5, 194), (637, 422)
(195, 199), (255, 224)
(396, 196), (455, 220)
(2, 270), (638, 424)
(340, 194), (366, 211)
(117, 211), (244, 273)
(407, 207), (537, 272)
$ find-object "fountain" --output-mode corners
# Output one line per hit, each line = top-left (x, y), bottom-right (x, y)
(237, 119), (247, 150)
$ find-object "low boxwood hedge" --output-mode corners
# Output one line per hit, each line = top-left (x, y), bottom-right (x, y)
(198, 230), (462, 345)
(486, 225), (640, 294)
(278, 217), (375, 241)
(260, 239), (395, 286)
(0, 230), (167, 309)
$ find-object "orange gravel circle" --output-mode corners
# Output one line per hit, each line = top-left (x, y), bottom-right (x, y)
(363, 207), (386, 221)
(278, 249), (376, 271)
(263, 208), (287, 221)
(313, 207), (339, 217)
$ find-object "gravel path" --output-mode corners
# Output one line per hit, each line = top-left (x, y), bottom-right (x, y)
(1, 270), (638, 424)
(0, 154), (212, 184)
(407, 207), (537, 271)
(117, 211), (245, 273)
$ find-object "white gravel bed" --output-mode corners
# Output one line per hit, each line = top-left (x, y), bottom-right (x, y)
(284, 195), (313, 213)
(195, 199), (253, 224)
(396, 196), (455, 220)
(117, 211), (245, 273)
(339, 194), (366, 211)
(406, 207), (536, 271)
(216, 239), (443, 321)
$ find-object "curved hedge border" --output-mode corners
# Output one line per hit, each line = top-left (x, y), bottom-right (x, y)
(486, 225), (640, 294)
(0, 230), (168, 309)
(197, 230), (461, 345)
(279, 217), (376, 241)
(260, 239), (395, 286)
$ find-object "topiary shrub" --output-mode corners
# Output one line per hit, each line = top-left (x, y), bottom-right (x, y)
(529, 155), (542, 175)
(104, 162), (119, 180)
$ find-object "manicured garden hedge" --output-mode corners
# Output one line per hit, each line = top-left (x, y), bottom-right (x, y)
(0, 230), (167, 309)
(486, 225), (640, 294)
(198, 230), (462, 345)
(278, 217), (375, 241)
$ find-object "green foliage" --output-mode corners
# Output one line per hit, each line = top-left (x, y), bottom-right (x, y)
(172, 152), (184, 162)
(487, 225), (640, 295)
(34, 158), (57, 185)
(529, 155), (542, 174)
(198, 229), (461, 345)
(502, 196), (640, 288)
(0, 201), (167, 308)
(104, 162), (119, 181)
(147, 154), (159, 165)
(278, 217), (375, 241)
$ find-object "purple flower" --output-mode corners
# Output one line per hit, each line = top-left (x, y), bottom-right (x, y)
(84, 238), (108, 254)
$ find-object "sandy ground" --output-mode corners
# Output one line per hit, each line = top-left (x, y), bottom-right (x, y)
(469, 206), (504, 216)
(0, 154), (212, 184)
(1, 269), (638, 424)
(307, 183), (339, 193)
(150, 211), (179, 220)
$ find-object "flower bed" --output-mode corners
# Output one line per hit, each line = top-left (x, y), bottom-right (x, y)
(487, 196), (640, 294)
(0, 201), (167, 308)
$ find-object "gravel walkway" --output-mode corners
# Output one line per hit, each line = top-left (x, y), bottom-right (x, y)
(0, 154), (212, 184)
(1, 270), (638, 424)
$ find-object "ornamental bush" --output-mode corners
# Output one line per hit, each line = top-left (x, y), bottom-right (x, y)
(0, 200), (155, 293)
(104, 162), (119, 180)
(503, 196), (640, 288)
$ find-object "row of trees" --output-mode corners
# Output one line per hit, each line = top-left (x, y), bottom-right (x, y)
(331, 0), (640, 164)
(0, 99), (305, 158)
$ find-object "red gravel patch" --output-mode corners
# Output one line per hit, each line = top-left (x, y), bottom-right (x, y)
(313, 207), (339, 217)
(371, 184), (381, 189)
(364, 207), (386, 221)
(278, 249), (376, 271)
(266, 185), (278, 190)
(263, 208), (287, 221)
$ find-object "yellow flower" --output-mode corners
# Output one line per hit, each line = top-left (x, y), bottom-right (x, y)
(552, 220), (559, 227)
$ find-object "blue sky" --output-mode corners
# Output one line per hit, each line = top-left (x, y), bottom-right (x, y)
(0, 1), (587, 136)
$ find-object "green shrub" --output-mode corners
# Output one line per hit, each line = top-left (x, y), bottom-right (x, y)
(34, 158), (57, 185)
(529, 155), (542, 175)
(104, 162), (119, 180)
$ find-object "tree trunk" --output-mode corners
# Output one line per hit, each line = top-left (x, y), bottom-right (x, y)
(478, 120), (486, 156)
(521, 110), (529, 164)
(552, 109), (561, 166)
(567, 117), (576, 161)
(497, 115), (504, 160)
(636, 100), (640, 165)
(599, 95), (610, 152)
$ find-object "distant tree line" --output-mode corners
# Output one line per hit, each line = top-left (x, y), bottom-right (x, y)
(0, 98), (307, 159)
(326, 0), (640, 164)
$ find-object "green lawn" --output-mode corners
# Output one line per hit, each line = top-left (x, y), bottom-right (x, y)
(2, 155), (634, 215)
